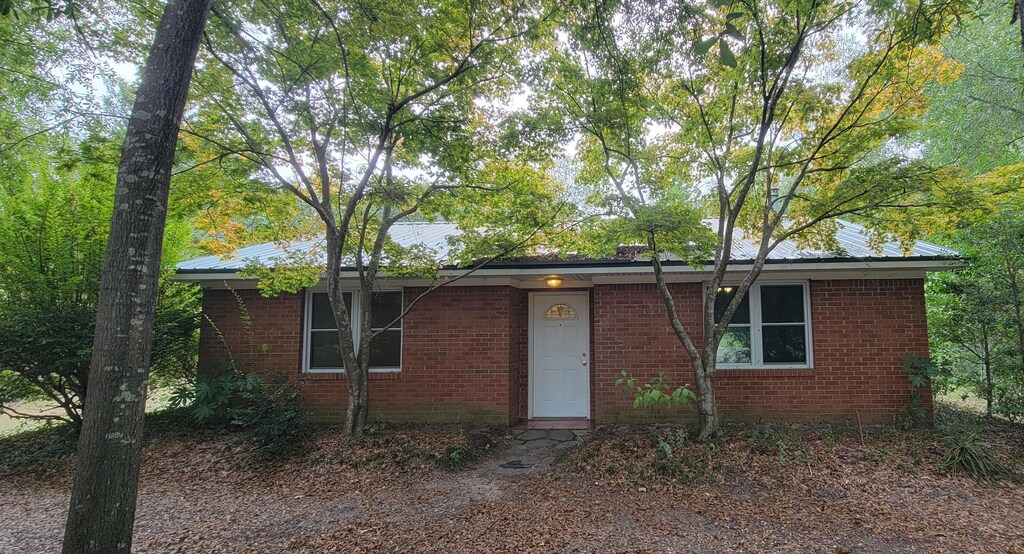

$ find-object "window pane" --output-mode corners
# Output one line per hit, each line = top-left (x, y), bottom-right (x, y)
(369, 329), (401, 367)
(714, 287), (750, 324)
(544, 304), (577, 319)
(762, 325), (807, 363)
(311, 292), (351, 330)
(760, 285), (805, 323)
(310, 330), (343, 369)
(717, 327), (751, 364)
(371, 292), (403, 329)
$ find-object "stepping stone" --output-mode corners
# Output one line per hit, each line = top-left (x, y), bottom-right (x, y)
(516, 430), (548, 441)
(500, 459), (535, 469)
(548, 430), (576, 442)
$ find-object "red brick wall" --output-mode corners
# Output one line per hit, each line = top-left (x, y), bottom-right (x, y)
(198, 288), (303, 377)
(200, 278), (931, 426)
(592, 279), (931, 424)
(199, 286), (522, 424)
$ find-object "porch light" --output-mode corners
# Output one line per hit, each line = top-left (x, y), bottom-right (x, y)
(545, 275), (563, 288)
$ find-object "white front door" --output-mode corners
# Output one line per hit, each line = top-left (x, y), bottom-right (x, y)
(531, 292), (589, 418)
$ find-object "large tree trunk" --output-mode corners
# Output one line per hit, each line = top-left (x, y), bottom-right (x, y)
(61, 1), (210, 552)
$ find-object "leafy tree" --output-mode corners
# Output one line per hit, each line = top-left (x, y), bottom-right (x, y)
(917, 0), (1024, 419)
(189, 0), (563, 434)
(61, 0), (211, 551)
(545, 0), (966, 439)
(0, 128), (200, 428)
(919, 1), (1024, 177)
(927, 213), (1024, 419)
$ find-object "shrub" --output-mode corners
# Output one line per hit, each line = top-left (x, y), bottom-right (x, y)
(0, 134), (199, 432)
(940, 431), (1013, 482)
(896, 356), (937, 429)
(228, 371), (309, 459)
(170, 365), (309, 459)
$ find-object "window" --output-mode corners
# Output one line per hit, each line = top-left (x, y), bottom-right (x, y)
(544, 303), (578, 320)
(712, 283), (811, 368)
(304, 290), (403, 372)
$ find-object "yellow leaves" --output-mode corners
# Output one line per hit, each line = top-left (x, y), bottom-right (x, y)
(935, 56), (964, 85)
(187, 186), (312, 257)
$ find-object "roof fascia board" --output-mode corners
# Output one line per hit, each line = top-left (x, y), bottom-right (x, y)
(176, 258), (960, 286)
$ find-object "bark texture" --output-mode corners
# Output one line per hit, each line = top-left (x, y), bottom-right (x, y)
(61, 1), (211, 552)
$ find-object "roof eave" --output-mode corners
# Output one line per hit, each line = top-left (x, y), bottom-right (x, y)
(173, 256), (964, 282)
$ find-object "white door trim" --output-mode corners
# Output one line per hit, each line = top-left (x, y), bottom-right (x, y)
(528, 291), (590, 419)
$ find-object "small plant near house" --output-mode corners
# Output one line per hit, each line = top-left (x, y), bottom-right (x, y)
(169, 363), (309, 460)
(823, 424), (838, 454)
(939, 430), (1013, 483)
(228, 372), (309, 460)
(442, 445), (469, 468)
(616, 371), (697, 409)
(652, 428), (711, 483)
(896, 356), (937, 429)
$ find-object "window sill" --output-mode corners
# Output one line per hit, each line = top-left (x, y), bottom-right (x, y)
(302, 370), (402, 381)
(717, 366), (813, 378)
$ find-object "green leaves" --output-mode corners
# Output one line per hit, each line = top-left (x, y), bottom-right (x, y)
(694, 10), (744, 67)
(695, 36), (718, 56)
(617, 370), (696, 409)
(719, 38), (737, 68)
(694, 34), (737, 67)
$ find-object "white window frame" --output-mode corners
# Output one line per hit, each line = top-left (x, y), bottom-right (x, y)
(302, 287), (403, 374)
(709, 281), (813, 370)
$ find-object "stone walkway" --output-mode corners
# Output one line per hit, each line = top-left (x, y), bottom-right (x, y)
(477, 429), (585, 475)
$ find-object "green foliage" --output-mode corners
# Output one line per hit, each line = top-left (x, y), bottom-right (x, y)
(926, 212), (1024, 419)
(652, 428), (710, 483)
(897, 356), (937, 429)
(171, 364), (309, 459)
(228, 371), (309, 460)
(939, 430), (1013, 482)
(0, 130), (200, 429)
(0, 369), (37, 403)
(169, 364), (241, 424)
(919, 0), (1024, 177)
(616, 370), (696, 409)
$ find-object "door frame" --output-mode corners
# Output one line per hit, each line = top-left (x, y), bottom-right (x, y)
(527, 290), (591, 420)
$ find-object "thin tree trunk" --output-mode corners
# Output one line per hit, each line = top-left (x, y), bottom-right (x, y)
(324, 228), (370, 435)
(694, 357), (719, 440)
(982, 325), (993, 418)
(1005, 259), (1024, 373)
(61, 1), (210, 552)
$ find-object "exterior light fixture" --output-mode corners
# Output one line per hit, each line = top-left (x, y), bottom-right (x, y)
(546, 276), (563, 288)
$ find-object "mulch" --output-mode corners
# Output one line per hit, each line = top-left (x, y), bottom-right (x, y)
(1, 409), (1022, 553)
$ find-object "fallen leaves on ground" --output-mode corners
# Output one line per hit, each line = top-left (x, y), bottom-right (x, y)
(1, 407), (1022, 553)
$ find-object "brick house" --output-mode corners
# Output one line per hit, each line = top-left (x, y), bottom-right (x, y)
(175, 221), (959, 426)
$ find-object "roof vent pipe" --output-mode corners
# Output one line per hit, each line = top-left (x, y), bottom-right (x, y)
(769, 187), (781, 211)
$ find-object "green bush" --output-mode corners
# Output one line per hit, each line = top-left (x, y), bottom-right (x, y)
(228, 371), (309, 459)
(940, 431), (1013, 482)
(170, 364), (309, 459)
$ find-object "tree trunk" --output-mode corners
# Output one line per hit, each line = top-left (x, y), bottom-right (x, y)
(61, 1), (210, 552)
(694, 357), (719, 440)
(345, 367), (369, 434)
(324, 228), (370, 435)
(982, 326), (993, 418)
